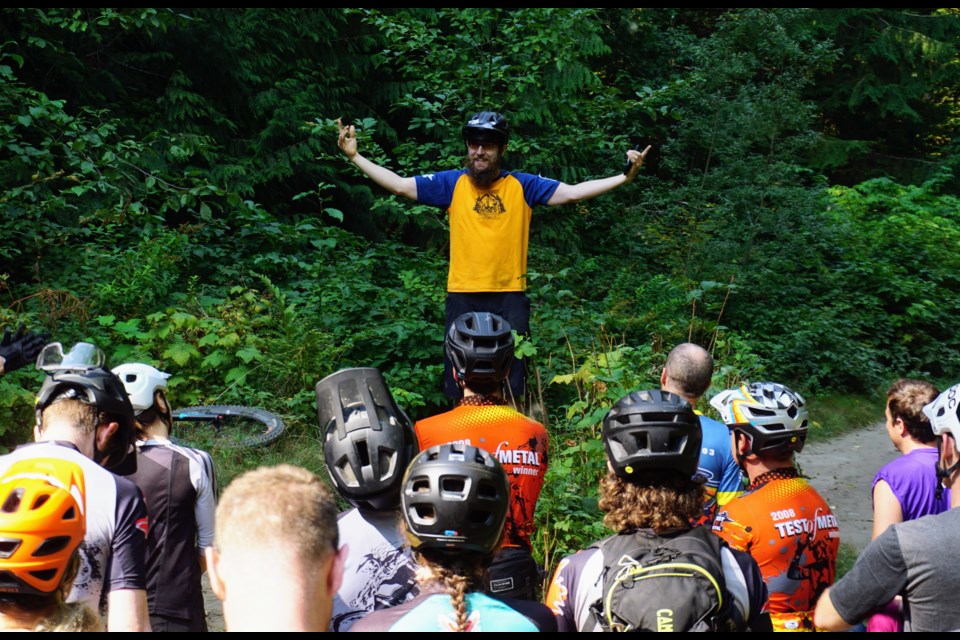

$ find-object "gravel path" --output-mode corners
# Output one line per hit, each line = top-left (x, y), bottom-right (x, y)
(796, 420), (897, 554)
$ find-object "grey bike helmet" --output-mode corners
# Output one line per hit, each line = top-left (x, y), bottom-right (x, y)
(710, 381), (809, 455)
(462, 111), (510, 145)
(317, 367), (417, 511)
(602, 389), (702, 479)
(446, 311), (514, 392)
(35, 366), (138, 475)
(402, 442), (509, 555)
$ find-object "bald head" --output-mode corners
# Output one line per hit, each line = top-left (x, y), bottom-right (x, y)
(662, 343), (714, 401)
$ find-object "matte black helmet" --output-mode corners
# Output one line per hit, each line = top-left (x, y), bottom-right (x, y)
(462, 111), (510, 145)
(446, 311), (514, 391)
(35, 366), (138, 475)
(317, 367), (417, 511)
(602, 389), (702, 479)
(710, 381), (809, 455)
(401, 442), (509, 556)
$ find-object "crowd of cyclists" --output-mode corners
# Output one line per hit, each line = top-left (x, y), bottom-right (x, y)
(3, 314), (959, 632)
(1, 109), (958, 631)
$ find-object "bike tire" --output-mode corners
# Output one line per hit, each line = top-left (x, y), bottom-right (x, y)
(169, 405), (286, 450)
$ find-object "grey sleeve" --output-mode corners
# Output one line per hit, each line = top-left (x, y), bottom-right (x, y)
(829, 526), (907, 625)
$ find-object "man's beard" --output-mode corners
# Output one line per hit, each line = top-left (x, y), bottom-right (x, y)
(466, 155), (501, 188)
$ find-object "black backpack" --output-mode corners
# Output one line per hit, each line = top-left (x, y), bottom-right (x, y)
(588, 526), (743, 632)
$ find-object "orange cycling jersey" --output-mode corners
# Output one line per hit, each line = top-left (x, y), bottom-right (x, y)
(413, 395), (548, 550)
(712, 467), (839, 632)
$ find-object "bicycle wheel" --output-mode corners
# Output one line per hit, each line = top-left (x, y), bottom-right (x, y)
(169, 405), (286, 450)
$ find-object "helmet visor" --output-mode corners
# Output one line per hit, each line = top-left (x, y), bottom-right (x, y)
(36, 342), (106, 373)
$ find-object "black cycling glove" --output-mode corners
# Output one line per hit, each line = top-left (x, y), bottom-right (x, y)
(0, 323), (50, 374)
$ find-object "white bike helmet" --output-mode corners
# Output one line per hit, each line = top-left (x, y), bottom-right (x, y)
(710, 381), (809, 455)
(924, 383), (960, 447)
(112, 362), (171, 414)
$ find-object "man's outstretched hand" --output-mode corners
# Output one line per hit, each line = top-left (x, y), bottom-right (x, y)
(624, 145), (652, 181)
(337, 117), (358, 160)
(0, 323), (50, 374)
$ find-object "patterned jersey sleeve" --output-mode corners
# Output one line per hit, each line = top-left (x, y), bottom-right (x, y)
(712, 497), (757, 553)
(107, 476), (149, 592)
(191, 448), (217, 551)
(544, 548), (603, 632)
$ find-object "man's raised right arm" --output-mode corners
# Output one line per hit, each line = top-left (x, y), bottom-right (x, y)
(337, 117), (417, 200)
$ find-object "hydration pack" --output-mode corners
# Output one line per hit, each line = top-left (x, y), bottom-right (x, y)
(589, 526), (742, 632)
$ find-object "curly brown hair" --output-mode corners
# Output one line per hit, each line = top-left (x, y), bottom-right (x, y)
(598, 471), (704, 534)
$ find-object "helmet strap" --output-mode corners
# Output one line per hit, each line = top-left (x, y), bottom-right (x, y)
(935, 435), (960, 500)
(733, 430), (754, 478)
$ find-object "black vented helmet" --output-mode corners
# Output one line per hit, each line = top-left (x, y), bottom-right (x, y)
(317, 367), (417, 511)
(602, 389), (702, 479)
(35, 366), (138, 475)
(445, 311), (514, 390)
(401, 442), (509, 556)
(462, 111), (510, 145)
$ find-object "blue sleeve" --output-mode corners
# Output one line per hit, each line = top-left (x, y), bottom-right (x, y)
(512, 172), (561, 206)
(414, 170), (465, 207)
(106, 477), (149, 592)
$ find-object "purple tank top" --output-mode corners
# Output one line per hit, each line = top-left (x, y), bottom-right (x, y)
(872, 447), (951, 521)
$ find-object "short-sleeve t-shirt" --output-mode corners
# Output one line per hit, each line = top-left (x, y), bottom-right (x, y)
(695, 412), (744, 524)
(712, 467), (839, 631)
(415, 169), (560, 293)
(1, 441), (148, 614)
(413, 396), (548, 550)
(872, 447), (950, 521)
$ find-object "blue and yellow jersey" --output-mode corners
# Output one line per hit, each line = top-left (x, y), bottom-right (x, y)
(695, 412), (745, 523)
(415, 169), (559, 292)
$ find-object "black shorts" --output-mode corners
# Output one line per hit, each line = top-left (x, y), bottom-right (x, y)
(444, 292), (530, 400)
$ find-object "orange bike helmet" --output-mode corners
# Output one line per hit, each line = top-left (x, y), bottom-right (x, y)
(0, 458), (86, 596)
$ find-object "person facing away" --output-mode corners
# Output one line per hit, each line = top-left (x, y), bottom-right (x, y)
(205, 463), (347, 632)
(660, 342), (744, 524)
(0, 457), (103, 632)
(2, 342), (150, 632)
(316, 366), (421, 632)
(337, 111), (650, 403)
(413, 311), (548, 601)
(113, 362), (218, 633)
(350, 442), (557, 632)
(710, 381), (839, 632)
(545, 389), (771, 632)
(814, 382), (960, 632)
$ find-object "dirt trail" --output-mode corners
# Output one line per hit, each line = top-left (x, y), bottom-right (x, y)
(796, 420), (897, 554)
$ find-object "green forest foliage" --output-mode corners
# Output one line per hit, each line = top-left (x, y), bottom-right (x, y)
(2, 7), (959, 570)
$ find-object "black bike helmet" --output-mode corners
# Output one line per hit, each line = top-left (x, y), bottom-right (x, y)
(446, 311), (514, 392)
(317, 367), (417, 512)
(602, 389), (702, 479)
(35, 367), (138, 476)
(710, 381), (809, 455)
(462, 111), (510, 145)
(402, 442), (509, 555)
